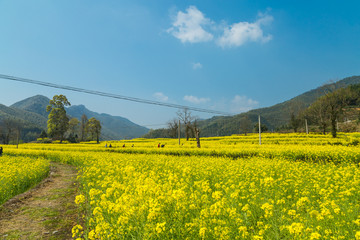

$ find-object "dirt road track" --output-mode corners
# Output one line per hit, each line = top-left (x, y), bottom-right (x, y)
(0, 162), (79, 240)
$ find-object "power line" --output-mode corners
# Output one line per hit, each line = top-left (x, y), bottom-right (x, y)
(0, 73), (231, 116)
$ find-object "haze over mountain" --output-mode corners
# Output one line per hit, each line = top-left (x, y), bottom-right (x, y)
(8, 95), (149, 140)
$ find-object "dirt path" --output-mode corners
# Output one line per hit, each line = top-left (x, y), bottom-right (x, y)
(0, 162), (79, 240)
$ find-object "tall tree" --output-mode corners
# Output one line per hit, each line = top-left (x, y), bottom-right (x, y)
(193, 120), (201, 148)
(46, 95), (71, 143)
(80, 114), (88, 141)
(325, 88), (352, 137)
(86, 117), (101, 143)
(177, 108), (194, 141)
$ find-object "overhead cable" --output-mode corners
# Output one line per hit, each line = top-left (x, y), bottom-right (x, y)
(0, 74), (231, 116)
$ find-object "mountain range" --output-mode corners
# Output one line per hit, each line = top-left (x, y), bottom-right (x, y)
(201, 76), (360, 135)
(1, 95), (149, 141)
(144, 76), (360, 137)
(2, 75), (360, 141)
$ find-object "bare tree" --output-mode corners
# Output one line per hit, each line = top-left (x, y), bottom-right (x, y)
(177, 108), (194, 141)
(2, 118), (22, 145)
(325, 88), (351, 137)
(305, 100), (329, 134)
(193, 120), (201, 148)
(305, 87), (352, 137)
(167, 118), (179, 138)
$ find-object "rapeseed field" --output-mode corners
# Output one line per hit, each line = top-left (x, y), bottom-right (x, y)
(1, 133), (360, 239)
(0, 155), (49, 205)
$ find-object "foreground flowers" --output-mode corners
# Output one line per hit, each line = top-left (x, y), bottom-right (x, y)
(2, 133), (360, 239)
(73, 153), (360, 239)
(0, 155), (49, 205)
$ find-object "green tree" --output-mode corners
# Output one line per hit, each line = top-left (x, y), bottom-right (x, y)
(46, 95), (71, 143)
(86, 117), (101, 143)
(67, 118), (80, 143)
(254, 122), (268, 133)
(39, 130), (47, 138)
(80, 114), (88, 141)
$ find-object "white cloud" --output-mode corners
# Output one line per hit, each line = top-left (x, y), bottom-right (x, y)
(192, 62), (203, 70)
(167, 6), (213, 43)
(168, 6), (273, 48)
(153, 92), (169, 102)
(184, 95), (210, 104)
(230, 95), (259, 113)
(217, 13), (273, 47)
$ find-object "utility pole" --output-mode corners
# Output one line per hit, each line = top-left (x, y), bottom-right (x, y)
(258, 115), (261, 145)
(178, 119), (181, 145)
(305, 119), (309, 135)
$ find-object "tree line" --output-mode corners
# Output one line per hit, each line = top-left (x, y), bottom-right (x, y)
(289, 83), (360, 137)
(145, 83), (360, 139)
(44, 95), (102, 143)
(0, 94), (102, 144)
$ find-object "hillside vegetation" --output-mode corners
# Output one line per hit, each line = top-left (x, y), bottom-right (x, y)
(0, 95), (149, 142)
(144, 76), (360, 138)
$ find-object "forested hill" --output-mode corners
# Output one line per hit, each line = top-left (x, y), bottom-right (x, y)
(8, 95), (149, 140)
(200, 76), (360, 136)
(144, 76), (360, 138)
(11, 95), (49, 117)
(199, 76), (360, 136)
(0, 102), (47, 142)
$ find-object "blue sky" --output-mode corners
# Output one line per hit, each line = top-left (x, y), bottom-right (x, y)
(1, 0), (360, 128)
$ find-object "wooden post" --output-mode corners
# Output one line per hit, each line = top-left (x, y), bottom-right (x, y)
(195, 127), (201, 148)
(305, 119), (309, 135)
(178, 119), (181, 145)
(258, 115), (261, 145)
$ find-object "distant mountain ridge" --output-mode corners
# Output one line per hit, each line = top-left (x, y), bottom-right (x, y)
(66, 104), (149, 140)
(199, 76), (360, 136)
(11, 95), (49, 118)
(3, 75), (360, 141)
(144, 76), (360, 137)
(8, 95), (149, 140)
